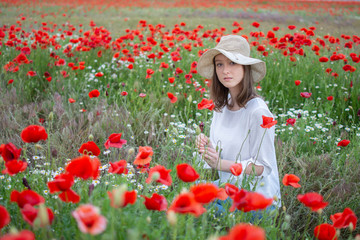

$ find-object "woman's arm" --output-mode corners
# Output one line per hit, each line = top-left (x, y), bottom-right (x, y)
(198, 145), (264, 176)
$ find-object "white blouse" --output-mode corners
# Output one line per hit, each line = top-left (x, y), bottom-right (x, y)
(209, 97), (281, 204)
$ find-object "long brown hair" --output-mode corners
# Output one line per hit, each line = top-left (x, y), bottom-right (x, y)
(210, 64), (259, 111)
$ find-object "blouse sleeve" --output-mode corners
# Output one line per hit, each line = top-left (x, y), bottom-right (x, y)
(241, 107), (276, 178)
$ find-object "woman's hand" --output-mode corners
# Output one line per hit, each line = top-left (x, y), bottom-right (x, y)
(198, 144), (221, 170)
(195, 133), (209, 150)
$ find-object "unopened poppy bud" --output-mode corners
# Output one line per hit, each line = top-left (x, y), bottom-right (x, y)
(146, 216), (151, 223)
(354, 234), (360, 240)
(336, 230), (341, 237)
(167, 210), (177, 226)
(0, 157), (3, 164)
(195, 126), (201, 135)
(35, 144), (43, 150)
(316, 209), (323, 215)
(88, 134), (94, 141)
(151, 172), (160, 182)
(187, 95), (192, 102)
(113, 184), (127, 208)
(9, 227), (18, 234)
(34, 204), (49, 228)
(180, 187), (188, 194)
(282, 206), (286, 211)
(285, 214), (291, 222)
(207, 236), (218, 240)
(273, 195), (278, 202)
(349, 222), (354, 232)
(260, 182), (265, 187)
(48, 111), (54, 121)
(128, 147), (135, 155)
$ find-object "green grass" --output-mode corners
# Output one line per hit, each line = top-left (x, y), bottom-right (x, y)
(0, 2), (360, 240)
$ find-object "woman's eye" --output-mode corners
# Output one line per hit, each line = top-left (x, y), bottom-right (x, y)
(216, 63), (222, 67)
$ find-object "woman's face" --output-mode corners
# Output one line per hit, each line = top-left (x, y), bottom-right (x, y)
(214, 54), (245, 94)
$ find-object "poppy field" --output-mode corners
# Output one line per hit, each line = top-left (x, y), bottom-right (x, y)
(0, 0), (360, 239)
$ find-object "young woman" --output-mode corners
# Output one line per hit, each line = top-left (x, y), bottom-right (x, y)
(195, 35), (281, 213)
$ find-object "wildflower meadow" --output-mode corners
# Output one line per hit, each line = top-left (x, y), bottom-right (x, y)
(0, 0), (360, 239)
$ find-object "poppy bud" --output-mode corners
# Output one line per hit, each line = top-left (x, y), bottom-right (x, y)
(151, 172), (160, 182)
(146, 216), (151, 223)
(167, 210), (177, 226)
(34, 204), (49, 228)
(128, 147), (135, 156)
(48, 112), (54, 121)
(35, 144), (43, 150)
(187, 95), (192, 102)
(113, 185), (127, 208)
(88, 134), (94, 141)
(195, 126), (201, 135)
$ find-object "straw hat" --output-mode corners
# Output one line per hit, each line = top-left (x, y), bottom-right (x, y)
(197, 35), (266, 83)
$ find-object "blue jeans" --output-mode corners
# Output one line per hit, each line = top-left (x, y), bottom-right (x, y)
(209, 198), (277, 223)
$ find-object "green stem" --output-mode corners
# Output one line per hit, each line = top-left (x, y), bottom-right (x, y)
(254, 129), (267, 164)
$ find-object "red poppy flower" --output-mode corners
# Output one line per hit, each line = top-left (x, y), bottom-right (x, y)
(21, 125), (48, 143)
(8, 79), (14, 84)
(295, 80), (301, 86)
(68, 98), (76, 103)
(197, 98), (215, 111)
(0, 205), (10, 230)
(297, 192), (328, 212)
(0, 142), (22, 162)
(95, 72), (103, 77)
(314, 223), (338, 240)
(104, 133), (127, 149)
(146, 165), (172, 186)
(267, 31), (275, 38)
(288, 25), (296, 30)
(2, 159), (28, 176)
(139, 93), (146, 98)
(216, 188), (228, 201)
(327, 96), (333, 101)
(47, 173), (80, 203)
(230, 163), (243, 176)
(88, 89), (100, 98)
(218, 223), (265, 240)
(167, 92), (178, 103)
(225, 183), (239, 199)
(78, 141), (100, 156)
(257, 45), (265, 52)
(21, 204), (54, 227)
(167, 192), (206, 217)
(337, 139), (350, 147)
(65, 155), (100, 180)
(176, 163), (199, 182)
(108, 189), (137, 208)
(319, 57), (329, 62)
(10, 189), (45, 208)
(252, 22), (260, 28)
(286, 118), (296, 126)
(72, 204), (107, 235)
(300, 92), (312, 98)
(0, 230), (35, 240)
(260, 115), (277, 128)
(121, 91), (128, 96)
(141, 193), (168, 211)
(230, 189), (273, 212)
(168, 77), (175, 83)
(146, 68), (155, 79)
(133, 146), (153, 166)
(282, 174), (301, 188)
(127, 64), (133, 69)
(58, 189), (81, 203)
(190, 183), (218, 204)
(27, 71), (37, 77)
(108, 160), (128, 175)
(330, 207), (357, 229)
